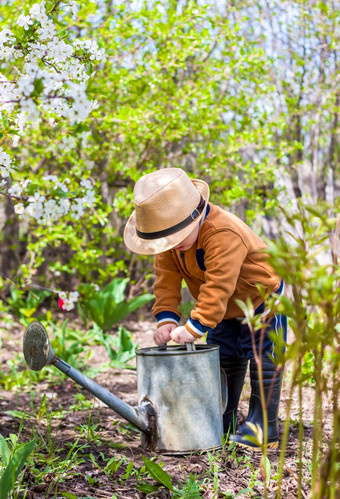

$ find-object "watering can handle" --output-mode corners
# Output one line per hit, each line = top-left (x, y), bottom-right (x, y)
(158, 343), (196, 351)
(185, 342), (196, 351)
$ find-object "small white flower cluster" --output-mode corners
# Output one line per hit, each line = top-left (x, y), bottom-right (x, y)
(74, 39), (106, 62)
(0, 2), (104, 224)
(0, 1), (106, 127)
(0, 29), (23, 60)
(0, 147), (14, 179)
(58, 290), (79, 311)
(8, 176), (96, 223)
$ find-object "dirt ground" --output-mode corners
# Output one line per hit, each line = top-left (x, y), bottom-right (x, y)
(0, 315), (334, 498)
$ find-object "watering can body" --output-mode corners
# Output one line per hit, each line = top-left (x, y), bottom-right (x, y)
(23, 322), (226, 455)
(137, 344), (224, 454)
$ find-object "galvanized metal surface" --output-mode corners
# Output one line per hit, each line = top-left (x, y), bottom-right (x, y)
(137, 345), (223, 454)
(23, 322), (225, 454)
(23, 321), (55, 371)
(53, 358), (151, 433)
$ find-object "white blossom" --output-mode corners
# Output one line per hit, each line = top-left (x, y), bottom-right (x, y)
(61, 135), (76, 151)
(83, 189), (96, 205)
(80, 178), (93, 189)
(74, 38), (106, 62)
(28, 191), (46, 203)
(37, 20), (56, 41)
(14, 203), (25, 214)
(8, 184), (23, 197)
(0, 29), (15, 44)
(69, 291), (79, 301)
(0, 1), (105, 224)
(17, 76), (34, 97)
(29, 2), (48, 24)
(0, 148), (14, 177)
(26, 200), (44, 220)
(17, 15), (33, 30)
(61, 298), (75, 311)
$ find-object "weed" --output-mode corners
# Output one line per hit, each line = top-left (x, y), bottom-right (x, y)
(77, 278), (154, 332)
(0, 433), (35, 499)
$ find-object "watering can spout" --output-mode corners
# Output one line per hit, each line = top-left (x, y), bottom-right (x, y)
(23, 321), (153, 435)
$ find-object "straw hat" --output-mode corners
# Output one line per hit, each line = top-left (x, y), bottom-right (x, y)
(124, 168), (210, 255)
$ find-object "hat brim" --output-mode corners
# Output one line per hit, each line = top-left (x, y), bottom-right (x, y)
(124, 178), (210, 255)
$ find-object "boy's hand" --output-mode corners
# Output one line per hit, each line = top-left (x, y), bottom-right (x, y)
(170, 326), (196, 345)
(154, 323), (176, 346)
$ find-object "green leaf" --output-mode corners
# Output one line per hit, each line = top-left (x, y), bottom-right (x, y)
(102, 278), (129, 303)
(0, 436), (11, 467)
(122, 461), (134, 480)
(0, 439), (36, 499)
(38, 393), (47, 419)
(135, 483), (160, 493)
(31, 78), (44, 98)
(1, 112), (9, 128)
(142, 456), (174, 491)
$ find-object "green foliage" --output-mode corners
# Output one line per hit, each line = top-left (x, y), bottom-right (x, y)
(142, 456), (174, 492)
(0, 1), (338, 496)
(97, 325), (137, 368)
(141, 457), (205, 497)
(1, 0), (301, 287)
(0, 434), (35, 499)
(239, 198), (339, 497)
(49, 320), (96, 369)
(78, 278), (154, 331)
(7, 287), (51, 325)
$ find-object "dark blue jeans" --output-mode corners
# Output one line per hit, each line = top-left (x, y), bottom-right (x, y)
(207, 283), (287, 361)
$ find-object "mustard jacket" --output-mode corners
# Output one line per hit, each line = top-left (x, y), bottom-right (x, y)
(152, 203), (281, 337)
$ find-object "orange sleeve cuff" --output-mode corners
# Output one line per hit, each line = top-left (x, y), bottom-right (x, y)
(185, 323), (201, 339)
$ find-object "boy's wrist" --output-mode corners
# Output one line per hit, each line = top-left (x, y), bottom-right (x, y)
(185, 317), (212, 338)
(155, 311), (180, 328)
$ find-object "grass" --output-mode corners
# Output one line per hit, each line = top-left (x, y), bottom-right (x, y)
(0, 376), (317, 499)
(0, 314), (337, 498)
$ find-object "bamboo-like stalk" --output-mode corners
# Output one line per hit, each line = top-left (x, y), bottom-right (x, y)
(298, 370), (303, 499)
(276, 365), (299, 496)
(311, 347), (324, 493)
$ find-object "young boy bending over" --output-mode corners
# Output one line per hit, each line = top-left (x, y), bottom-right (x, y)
(124, 167), (286, 450)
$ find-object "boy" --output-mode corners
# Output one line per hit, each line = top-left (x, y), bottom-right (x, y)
(124, 167), (286, 450)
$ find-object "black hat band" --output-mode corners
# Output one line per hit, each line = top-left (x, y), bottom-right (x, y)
(136, 196), (206, 240)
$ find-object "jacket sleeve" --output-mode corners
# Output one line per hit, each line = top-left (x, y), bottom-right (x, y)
(188, 229), (248, 334)
(152, 250), (183, 325)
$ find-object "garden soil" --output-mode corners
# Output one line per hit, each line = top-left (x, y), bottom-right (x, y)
(0, 315), (334, 498)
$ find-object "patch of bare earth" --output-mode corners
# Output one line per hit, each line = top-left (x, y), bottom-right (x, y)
(0, 316), (333, 498)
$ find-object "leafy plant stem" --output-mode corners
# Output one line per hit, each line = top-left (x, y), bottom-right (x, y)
(298, 365), (303, 499)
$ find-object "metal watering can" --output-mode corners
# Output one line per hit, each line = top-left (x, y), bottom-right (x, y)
(23, 321), (227, 454)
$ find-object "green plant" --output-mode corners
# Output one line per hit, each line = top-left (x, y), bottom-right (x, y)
(139, 456), (205, 498)
(45, 439), (88, 496)
(238, 199), (340, 498)
(7, 287), (51, 325)
(0, 434), (36, 499)
(97, 325), (137, 368)
(48, 319), (96, 369)
(78, 278), (154, 332)
(0, 353), (53, 390)
(77, 278), (153, 367)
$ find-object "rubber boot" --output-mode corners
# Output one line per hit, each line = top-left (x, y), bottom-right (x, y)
(229, 357), (283, 451)
(220, 358), (248, 436)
